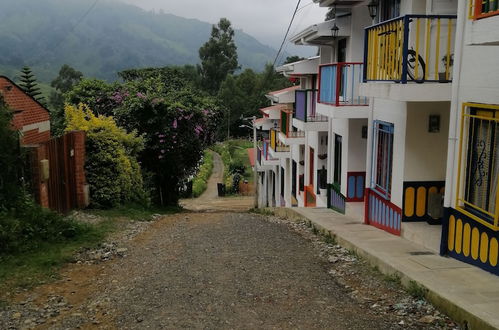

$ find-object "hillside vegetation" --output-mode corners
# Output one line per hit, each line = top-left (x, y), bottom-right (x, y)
(0, 0), (282, 82)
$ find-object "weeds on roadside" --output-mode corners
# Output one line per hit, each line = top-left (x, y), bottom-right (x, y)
(383, 272), (402, 285)
(322, 231), (337, 245)
(407, 280), (427, 300)
(249, 208), (275, 216)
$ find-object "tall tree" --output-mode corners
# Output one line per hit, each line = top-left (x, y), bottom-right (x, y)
(284, 56), (305, 64)
(49, 65), (84, 136)
(198, 18), (239, 94)
(0, 96), (22, 208)
(19, 66), (42, 100)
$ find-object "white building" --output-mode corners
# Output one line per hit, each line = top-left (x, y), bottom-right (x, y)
(441, 0), (499, 275)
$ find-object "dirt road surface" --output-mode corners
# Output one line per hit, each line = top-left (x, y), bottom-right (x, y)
(0, 152), (457, 329)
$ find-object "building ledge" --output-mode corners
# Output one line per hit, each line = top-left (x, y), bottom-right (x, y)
(360, 82), (452, 102)
(317, 103), (369, 119)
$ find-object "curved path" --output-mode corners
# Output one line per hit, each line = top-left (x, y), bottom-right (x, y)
(180, 151), (254, 212)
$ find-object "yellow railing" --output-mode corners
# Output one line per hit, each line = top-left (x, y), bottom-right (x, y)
(456, 103), (499, 231)
(364, 15), (457, 83)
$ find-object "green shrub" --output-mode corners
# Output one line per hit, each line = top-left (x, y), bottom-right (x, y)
(192, 150), (214, 197)
(0, 96), (23, 210)
(65, 104), (148, 208)
(0, 197), (89, 254)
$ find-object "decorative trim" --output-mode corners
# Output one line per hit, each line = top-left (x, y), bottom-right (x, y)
(327, 184), (345, 214)
(402, 181), (445, 223)
(443, 207), (499, 275)
(365, 188), (402, 236)
(347, 172), (366, 202)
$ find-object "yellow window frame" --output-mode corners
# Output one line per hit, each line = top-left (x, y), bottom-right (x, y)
(457, 102), (499, 231)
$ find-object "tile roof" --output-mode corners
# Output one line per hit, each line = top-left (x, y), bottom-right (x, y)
(267, 85), (300, 95)
(0, 76), (49, 115)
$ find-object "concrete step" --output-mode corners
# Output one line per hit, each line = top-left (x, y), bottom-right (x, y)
(401, 222), (442, 254)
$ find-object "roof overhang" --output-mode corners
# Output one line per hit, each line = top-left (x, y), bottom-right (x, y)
(259, 105), (287, 120)
(289, 16), (352, 46)
(313, 0), (366, 8)
(265, 86), (300, 103)
(276, 56), (320, 76)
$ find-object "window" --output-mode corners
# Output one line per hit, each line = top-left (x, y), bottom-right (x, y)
(334, 134), (342, 186)
(471, 0), (499, 20)
(379, 0), (401, 22)
(458, 103), (499, 229)
(371, 121), (394, 199)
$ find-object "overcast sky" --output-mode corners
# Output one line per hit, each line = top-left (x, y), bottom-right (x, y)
(120, 0), (328, 57)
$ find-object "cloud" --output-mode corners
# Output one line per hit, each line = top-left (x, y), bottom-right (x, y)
(120, 0), (328, 51)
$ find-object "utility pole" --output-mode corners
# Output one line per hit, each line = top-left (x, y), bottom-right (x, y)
(253, 116), (258, 208)
(227, 109), (230, 140)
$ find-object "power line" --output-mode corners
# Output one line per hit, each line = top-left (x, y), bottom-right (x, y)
(29, 0), (100, 67)
(272, 0), (302, 67)
(55, 0), (100, 50)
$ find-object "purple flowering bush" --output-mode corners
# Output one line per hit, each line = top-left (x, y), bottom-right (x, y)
(68, 73), (221, 205)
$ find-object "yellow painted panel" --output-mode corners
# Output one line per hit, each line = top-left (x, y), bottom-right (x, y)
(455, 219), (463, 254)
(480, 232), (489, 263)
(405, 187), (415, 217)
(471, 227), (480, 260)
(463, 223), (471, 257)
(448, 215), (455, 251)
(416, 187), (427, 217)
(490, 238), (499, 267)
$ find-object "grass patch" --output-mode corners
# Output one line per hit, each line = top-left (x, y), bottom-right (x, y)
(212, 139), (253, 194)
(407, 280), (427, 300)
(0, 219), (114, 290)
(0, 203), (181, 292)
(192, 150), (214, 197)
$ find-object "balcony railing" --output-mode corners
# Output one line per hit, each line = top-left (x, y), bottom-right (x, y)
(363, 15), (457, 84)
(319, 62), (368, 106)
(470, 0), (499, 19)
(295, 90), (328, 122)
(270, 129), (290, 153)
(287, 130), (305, 138)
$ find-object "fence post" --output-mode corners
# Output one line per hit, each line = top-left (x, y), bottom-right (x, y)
(401, 16), (411, 84)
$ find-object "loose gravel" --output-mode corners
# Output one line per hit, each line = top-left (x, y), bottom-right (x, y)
(0, 212), (459, 329)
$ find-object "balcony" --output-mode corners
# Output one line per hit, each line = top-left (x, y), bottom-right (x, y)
(279, 109), (305, 145)
(319, 62), (368, 107)
(294, 90), (328, 131)
(363, 15), (457, 84)
(269, 129), (290, 159)
(261, 140), (279, 167)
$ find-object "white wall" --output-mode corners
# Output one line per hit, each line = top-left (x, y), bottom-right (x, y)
(404, 102), (450, 181)
(348, 119), (368, 172)
(348, 3), (372, 63)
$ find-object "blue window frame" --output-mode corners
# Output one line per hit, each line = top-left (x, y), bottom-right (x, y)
(371, 121), (394, 200)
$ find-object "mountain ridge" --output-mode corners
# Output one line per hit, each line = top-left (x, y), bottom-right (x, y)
(0, 0), (285, 82)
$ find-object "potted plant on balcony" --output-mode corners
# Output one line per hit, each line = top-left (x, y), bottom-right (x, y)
(318, 153), (327, 160)
(299, 160), (305, 166)
(439, 53), (454, 82)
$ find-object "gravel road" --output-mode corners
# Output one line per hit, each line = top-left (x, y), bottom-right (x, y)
(0, 152), (457, 329)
